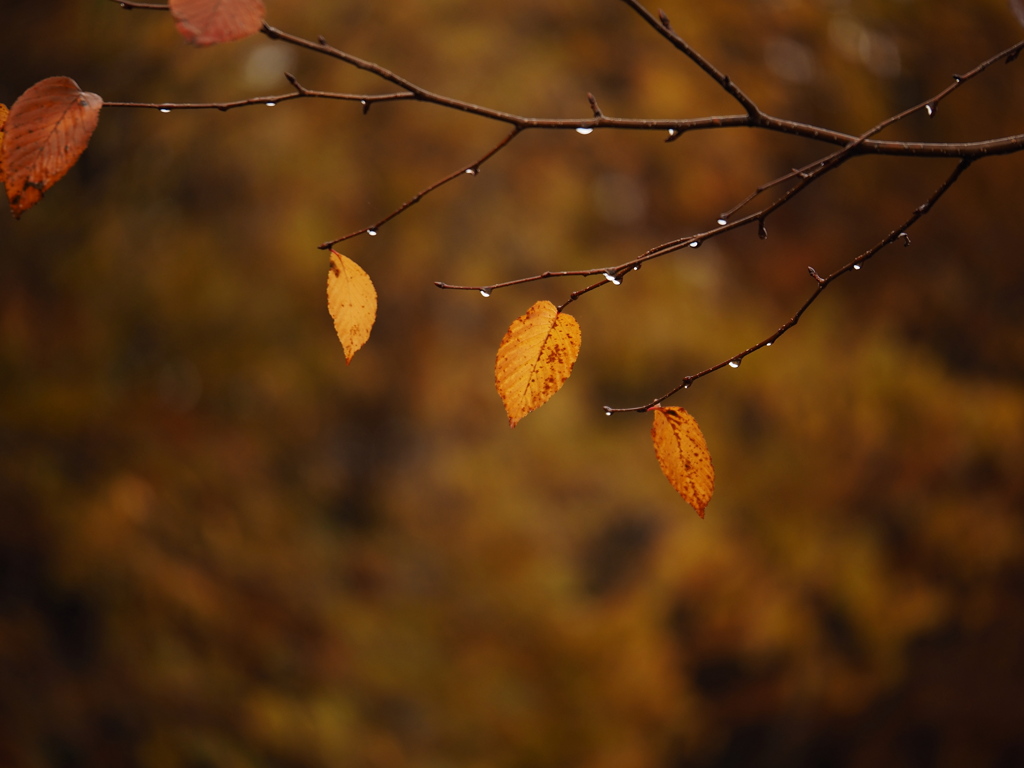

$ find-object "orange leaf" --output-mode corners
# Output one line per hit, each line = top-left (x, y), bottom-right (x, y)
(327, 251), (377, 364)
(2, 78), (102, 219)
(170, 0), (266, 46)
(651, 406), (715, 517)
(495, 300), (581, 427)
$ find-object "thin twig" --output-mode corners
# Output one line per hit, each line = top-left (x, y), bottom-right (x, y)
(616, 0), (761, 118)
(104, 89), (412, 112)
(603, 159), (974, 414)
(321, 127), (524, 248)
(110, 0), (168, 9)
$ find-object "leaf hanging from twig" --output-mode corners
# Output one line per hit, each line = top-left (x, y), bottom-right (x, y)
(495, 300), (582, 427)
(170, 0), (266, 46)
(1, 78), (102, 219)
(327, 250), (377, 364)
(651, 406), (715, 517)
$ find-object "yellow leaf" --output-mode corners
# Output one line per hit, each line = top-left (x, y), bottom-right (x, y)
(326, 251), (377, 364)
(651, 406), (715, 517)
(495, 300), (581, 427)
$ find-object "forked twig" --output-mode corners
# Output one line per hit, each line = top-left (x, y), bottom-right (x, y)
(603, 159), (974, 413)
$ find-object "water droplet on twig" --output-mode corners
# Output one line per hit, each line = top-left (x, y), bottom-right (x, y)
(717, 218), (727, 226)
(728, 359), (742, 369)
(689, 240), (701, 248)
(367, 229), (378, 237)
(159, 108), (171, 113)
(576, 127), (594, 135)
(480, 289), (491, 298)
(603, 272), (621, 285)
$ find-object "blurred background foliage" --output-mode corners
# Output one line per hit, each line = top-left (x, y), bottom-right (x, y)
(2, 0), (1024, 766)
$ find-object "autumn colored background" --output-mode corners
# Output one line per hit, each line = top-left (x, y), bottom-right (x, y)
(3, 1), (1024, 766)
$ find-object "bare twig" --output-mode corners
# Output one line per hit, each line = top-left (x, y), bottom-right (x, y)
(603, 159), (975, 414)
(616, 0), (761, 118)
(320, 127), (524, 249)
(104, 86), (412, 112)
(110, 1), (168, 9)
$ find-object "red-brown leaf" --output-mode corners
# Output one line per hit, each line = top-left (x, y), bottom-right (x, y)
(170, 0), (266, 46)
(0, 103), (9, 188)
(1, 78), (102, 219)
(651, 406), (715, 517)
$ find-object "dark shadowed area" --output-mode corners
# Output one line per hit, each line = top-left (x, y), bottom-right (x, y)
(2, 1), (1023, 766)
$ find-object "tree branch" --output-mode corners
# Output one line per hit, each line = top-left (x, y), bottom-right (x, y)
(101, 0), (1023, 420)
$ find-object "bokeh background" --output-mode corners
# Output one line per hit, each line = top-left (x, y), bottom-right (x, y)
(3, 0), (1024, 766)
